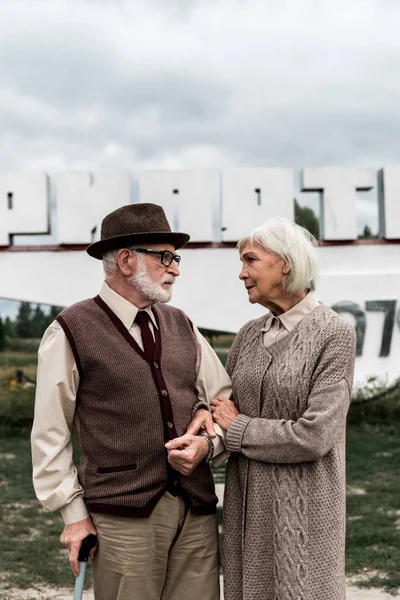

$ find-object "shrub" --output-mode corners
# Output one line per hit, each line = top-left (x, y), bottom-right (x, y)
(0, 385), (35, 435)
(6, 338), (41, 353)
(0, 351), (38, 369)
(348, 387), (400, 425)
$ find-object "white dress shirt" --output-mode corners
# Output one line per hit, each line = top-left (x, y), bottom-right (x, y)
(31, 282), (231, 524)
(261, 291), (320, 346)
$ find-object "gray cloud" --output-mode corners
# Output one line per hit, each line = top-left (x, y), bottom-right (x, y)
(0, 0), (399, 232)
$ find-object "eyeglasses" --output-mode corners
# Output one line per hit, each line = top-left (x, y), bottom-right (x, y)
(134, 248), (181, 267)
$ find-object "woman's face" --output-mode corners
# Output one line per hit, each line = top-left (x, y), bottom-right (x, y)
(239, 242), (288, 308)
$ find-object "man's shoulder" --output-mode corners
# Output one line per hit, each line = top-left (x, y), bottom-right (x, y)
(58, 298), (97, 319)
(153, 303), (194, 329)
(154, 302), (188, 318)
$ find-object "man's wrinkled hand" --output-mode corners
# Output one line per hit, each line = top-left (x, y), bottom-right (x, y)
(165, 433), (209, 476)
(60, 517), (97, 576)
(186, 408), (216, 437)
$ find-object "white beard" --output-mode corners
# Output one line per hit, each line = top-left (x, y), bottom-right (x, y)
(130, 253), (175, 303)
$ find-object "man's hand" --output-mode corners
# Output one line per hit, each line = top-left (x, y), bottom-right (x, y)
(165, 434), (209, 476)
(186, 408), (216, 437)
(60, 517), (97, 576)
(211, 396), (239, 431)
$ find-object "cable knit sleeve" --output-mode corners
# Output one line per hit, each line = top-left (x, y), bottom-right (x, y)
(225, 316), (356, 463)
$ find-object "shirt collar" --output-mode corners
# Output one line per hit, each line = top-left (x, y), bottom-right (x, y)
(261, 314), (279, 333)
(261, 291), (320, 333)
(99, 281), (158, 331)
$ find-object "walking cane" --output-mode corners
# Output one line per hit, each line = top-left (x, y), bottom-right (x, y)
(73, 534), (97, 600)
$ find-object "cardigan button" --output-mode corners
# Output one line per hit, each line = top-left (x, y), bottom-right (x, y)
(167, 421), (173, 429)
(161, 390), (168, 397)
(153, 362), (159, 369)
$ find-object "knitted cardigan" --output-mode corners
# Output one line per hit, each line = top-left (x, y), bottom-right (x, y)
(222, 305), (356, 600)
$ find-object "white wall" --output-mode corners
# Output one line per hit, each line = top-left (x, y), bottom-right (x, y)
(1, 244), (399, 386)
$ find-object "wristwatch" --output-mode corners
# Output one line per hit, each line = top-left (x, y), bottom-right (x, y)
(198, 431), (214, 464)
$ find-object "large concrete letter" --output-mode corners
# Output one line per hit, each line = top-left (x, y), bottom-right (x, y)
(139, 170), (214, 242)
(331, 300), (365, 356)
(378, 166), (400, 239)
(221, 168), (294, 242)
(301, 167), (376, 240)
(366, 299), (397, 357)
(56, 172), (131, 244)
(0, 172), (49, 245)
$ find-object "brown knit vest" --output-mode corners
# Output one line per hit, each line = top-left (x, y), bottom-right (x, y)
(56, 296), (217, 517)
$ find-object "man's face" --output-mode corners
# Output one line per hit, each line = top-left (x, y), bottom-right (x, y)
(129, 243), (180, 303)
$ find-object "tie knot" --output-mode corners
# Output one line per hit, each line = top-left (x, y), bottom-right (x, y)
(135, 311), (151, 325)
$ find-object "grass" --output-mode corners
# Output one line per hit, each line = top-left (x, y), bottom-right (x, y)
(0, 351), (39, 370)
(1, 348), (399, 595)
(0, 387), (36, 436)
(0, 436), (92, 596)
(345, 422), (400, 594)
(0, 422), (399, 595)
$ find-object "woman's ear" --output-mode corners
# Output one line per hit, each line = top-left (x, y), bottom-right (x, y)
(282, 262), (290, 274)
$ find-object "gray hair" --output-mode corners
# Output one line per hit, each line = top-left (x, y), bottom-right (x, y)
(238, 217), (320, 295)
(102, 246), (138, 277)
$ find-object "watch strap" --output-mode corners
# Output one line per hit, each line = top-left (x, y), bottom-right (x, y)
(198, 431), (214, 464)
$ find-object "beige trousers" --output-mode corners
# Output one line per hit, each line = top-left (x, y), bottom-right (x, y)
(91, 492), (220, 600)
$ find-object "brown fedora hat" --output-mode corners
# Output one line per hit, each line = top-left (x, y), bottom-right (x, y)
(86, 203), (190, 260)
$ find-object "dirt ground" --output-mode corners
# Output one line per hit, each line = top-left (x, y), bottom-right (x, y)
(2, 583), (400, 600)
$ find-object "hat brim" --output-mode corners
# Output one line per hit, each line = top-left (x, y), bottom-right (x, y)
(86, 231), (191, 260)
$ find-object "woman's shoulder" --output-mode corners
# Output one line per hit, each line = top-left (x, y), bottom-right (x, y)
(302, 304), (356, 342)
(237, 314), (266, 338)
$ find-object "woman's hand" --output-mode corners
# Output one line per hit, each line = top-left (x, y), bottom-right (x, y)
(211, 396), (239, 431)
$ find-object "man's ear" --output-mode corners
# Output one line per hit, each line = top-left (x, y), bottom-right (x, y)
(117, 248), (135, 276)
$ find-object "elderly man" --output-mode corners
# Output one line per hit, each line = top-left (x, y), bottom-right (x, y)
(31, 203), (230, 600)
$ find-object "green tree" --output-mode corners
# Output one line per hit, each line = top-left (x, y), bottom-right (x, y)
(294, 199), (320, 240)
(48, 305), (63, 320)
(15, 302), (33, 338)
(45, 305), (63, 328)
(3, 317), (15, 338)
(0, 317), (6, 352)
(31, 305), (48, 338)
(358, 225), (377, 239)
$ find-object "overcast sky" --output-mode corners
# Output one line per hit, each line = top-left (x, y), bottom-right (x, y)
(1, 0), (400, 233)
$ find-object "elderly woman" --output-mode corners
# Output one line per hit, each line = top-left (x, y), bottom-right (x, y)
(211, 218), (356, 600)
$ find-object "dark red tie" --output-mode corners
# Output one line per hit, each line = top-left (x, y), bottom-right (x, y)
(135, 311), (155, 361)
